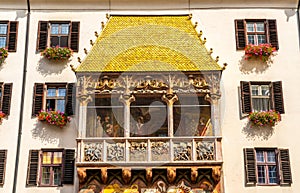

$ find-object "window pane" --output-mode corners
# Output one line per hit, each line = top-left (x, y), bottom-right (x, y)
(261, 85), (270, 96)
(46, 99), (56, 111)
(58, 88), (66, 96)
(60, 36), (69, 47)
(257, 165), (266, 183)
(246, 23), (255, 32)
(53, 152), (63, 164)
(51, 24), (59, 34)
(53, 167), (62, 185)
(42, 167), (51, 184)
(267, 151), (276, 162)
(252, 98), (270, 112)
(256, 22), (265, 32)
(50, 36), (59, 47)
(256, 151), (264, 162)
(47, 88), (56, 97)
(247, 35), (255, 45)
(42, 152), (52, 164)
(61, 24), (69, 34)
(0, 37), (6, 48)
(251, 85), (259, 96)
(57, 100), (65, 112)
(268, 165), (278, 183)
(0, 24), (7, 34)
(257, 35), (266, 44)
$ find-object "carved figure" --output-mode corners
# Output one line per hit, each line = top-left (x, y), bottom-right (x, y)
(101, 168), (108, 184)
(122, 168), (132, 184)
(146, 168), (152, 183)
(167, 167), (176, 184)
(191, 167), (198, 183)
(77, 168), (87, 184)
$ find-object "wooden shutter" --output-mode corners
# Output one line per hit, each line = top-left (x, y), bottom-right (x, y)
(267, 20), (279, 50)
(2, 83), (12, 115)
(272, 81), (284, 114)
(37, 21), (48, 51)
(235, 19), (246, 50)
(243, 148), (256, 186)
(279, 149), (292, 185)
(63, 149), (75, 184)
(32, 83), (44, 116)
(0, 150), (7, 185)
(26, 150), (39, 186)
(7, 21), (18, 52)
(70, 22), (79, 52)
(65, 83), (75, 116)
(240, 81), (252, 114)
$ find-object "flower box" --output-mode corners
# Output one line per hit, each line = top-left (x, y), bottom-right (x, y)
(38, 110), (71, 127)
(41, 46), (73, 61)
(244, 44), (276, 62)
(0, 111), (5, 124)
(0, 48), (8, 64)
(248, 110), (281, 127)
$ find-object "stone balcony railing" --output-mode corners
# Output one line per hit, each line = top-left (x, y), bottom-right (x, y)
(76, 136), (222, 166)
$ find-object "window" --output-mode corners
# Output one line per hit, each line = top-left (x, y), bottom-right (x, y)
(0, 21), (18, 51)
(0, 150), (7, 186)
(235, 19), (278, 50)
(37, 21), (79, 52)
(32, 83), (75, 116)
(26, 149), (75, 186)
(240, 81), (284, 114)
(40, 151), (63, 186)
(0, 83), (13, 116)
(244, 148), (292, 186)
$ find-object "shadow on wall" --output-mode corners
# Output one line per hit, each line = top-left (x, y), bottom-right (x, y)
(36, 57), (69, 76)
(242, 121), (275, 141)
(238, 55), (272, 74)
(31, 118), (77, 146)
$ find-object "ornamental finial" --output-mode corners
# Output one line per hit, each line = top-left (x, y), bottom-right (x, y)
(77, 57), (81, 63)
(209, 48), (213, 55)
(215, 56), (219, 62)
(101, 21), (105, 29)
(90, 40), (94, 46)
(194, 22), (198, 28)
(84, 48), (88, 54)
(222, 63), (228, 70)
(94, 31), (98, 37)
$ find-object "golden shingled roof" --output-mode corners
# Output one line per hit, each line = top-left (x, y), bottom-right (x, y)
(75, 15), (222, 72)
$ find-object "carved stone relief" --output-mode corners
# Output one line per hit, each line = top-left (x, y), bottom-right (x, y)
(196, 141), (215, 161)
(173, 142), (192, 161)
(84, 143), (103, 162)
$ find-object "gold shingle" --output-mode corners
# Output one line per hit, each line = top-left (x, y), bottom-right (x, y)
(76, 15), (222, 72)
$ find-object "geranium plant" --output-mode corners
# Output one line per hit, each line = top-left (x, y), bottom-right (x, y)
(0, 48), (8, 64)
(41, 46), (73, 61)
(244, 44), (276, 62)
(248, 110), (281, 127)
(0, 111), (5, 124)
(37, 110), (71, 127)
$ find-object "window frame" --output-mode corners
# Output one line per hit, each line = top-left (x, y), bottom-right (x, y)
(39, 150), (64, 187)
(46, 84), (67, 112)
(49, 22), (70, 48)
(255, 149), (278, 185)
(0, 82), (13, 116)
(36, 21), (79, 52)
(245, 20), (267, 45)
(235, 19), (278, 50)
(32, 83), (75, 116)
(0, 21), (18, 52)
(240, 81), (284, 115)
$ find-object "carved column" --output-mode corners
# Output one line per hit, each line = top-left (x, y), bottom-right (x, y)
(120, 94), (135, 137)
(162, 93), (178, 137)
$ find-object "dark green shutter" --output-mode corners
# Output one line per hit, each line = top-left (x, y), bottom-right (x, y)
(0, 150), (7, 185)
(63, 149), (75, 184)
(2, 83), (12, 115)
(240, 81), (252, 114)
(70, 22), (79, 52)
(7, 21), (18, 52)
(279, 149), (292, 185)
(243, 148), (257, 186)
(37, 21), (48, 51)
(65, 83), (75, 115)
(32, 83), (44, 116)
(267, 20), (279, 50)
(235, 19), (246, 50)
(272, 81), (284, 114)
(26, 150), (39, 186)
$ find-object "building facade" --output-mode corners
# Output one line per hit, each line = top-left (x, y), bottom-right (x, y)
(0, 0), (299, 193)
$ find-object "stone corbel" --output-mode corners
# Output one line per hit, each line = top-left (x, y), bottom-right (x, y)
(146, 168), (152, 183)
(122, 168), (132, 184)
(101, 167), (108, 184)
(167, 167), (176, 184)
(212, 166), (222, 193)
(191, 167), (198, 183)
(77, 168), (87, 184)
